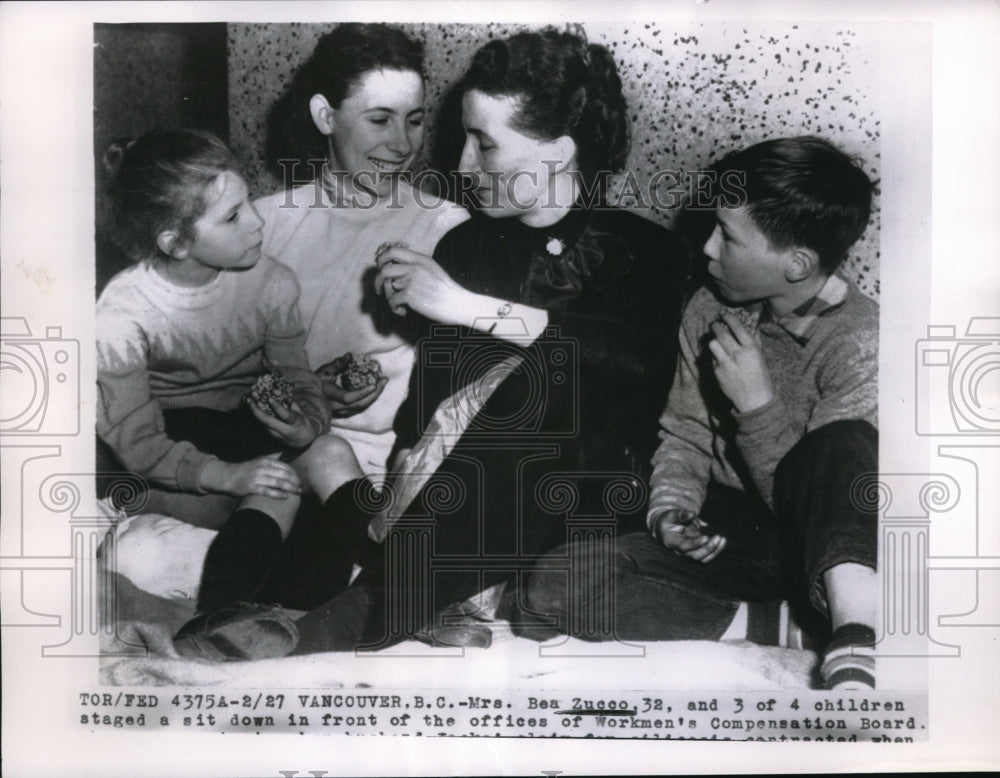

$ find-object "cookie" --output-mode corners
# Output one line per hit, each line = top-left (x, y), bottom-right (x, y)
(246, 369), (295, 417)
(316, 352), (383, 392)
(720, 305), (760, 334)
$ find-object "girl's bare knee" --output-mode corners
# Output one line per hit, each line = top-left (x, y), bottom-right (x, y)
(296, 434), (363, 501)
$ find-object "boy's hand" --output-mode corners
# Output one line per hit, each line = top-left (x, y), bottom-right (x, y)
(653, 509), (726, 563)
(248, 398), (317, 449)
(199, 454), (301, 499)
(708, 312), (775, 413)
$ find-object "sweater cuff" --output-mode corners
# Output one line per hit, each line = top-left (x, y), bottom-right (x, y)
(646, 499), (699, 534)
(178, 451), (217, 494)
(732, 394), (786, 436)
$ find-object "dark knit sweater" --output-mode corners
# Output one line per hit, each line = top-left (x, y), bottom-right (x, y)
(393, 206), (689, 488)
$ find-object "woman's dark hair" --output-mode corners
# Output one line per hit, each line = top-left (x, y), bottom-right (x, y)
(714, 136), (875, 273)
(102, 129), (240, 261)
(268, 23), (425, 166)
(460, 29), (630, 182)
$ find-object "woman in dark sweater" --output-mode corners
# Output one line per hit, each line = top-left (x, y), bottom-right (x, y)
(281, 29), (690, 653)
(382, 29), (687, 481)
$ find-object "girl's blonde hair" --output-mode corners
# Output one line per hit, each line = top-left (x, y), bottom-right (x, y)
(102, 129), (240, 260)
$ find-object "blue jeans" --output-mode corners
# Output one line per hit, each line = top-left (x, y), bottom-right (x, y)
(521, 420), (878, 641)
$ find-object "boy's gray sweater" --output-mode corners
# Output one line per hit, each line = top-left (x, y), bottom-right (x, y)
(647, 274), (878, 529)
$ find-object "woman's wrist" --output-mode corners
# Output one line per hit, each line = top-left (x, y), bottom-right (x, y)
(463, 294), (549, 342)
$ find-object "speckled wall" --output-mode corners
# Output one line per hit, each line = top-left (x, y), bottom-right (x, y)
(228, 21), (880, 299)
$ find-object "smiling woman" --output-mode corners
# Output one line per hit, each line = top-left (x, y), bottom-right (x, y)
(253, 24), (469, 478)
(309, 69), (426, 198)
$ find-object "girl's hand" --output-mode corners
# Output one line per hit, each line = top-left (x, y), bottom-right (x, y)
(653, 509), (726, 563)
(247, 398), (318, 448)
(320, 376), (388, 418)
(707, 312), (775, 413)
(198, 454), (301, 499)
(374, 245), (475, 325)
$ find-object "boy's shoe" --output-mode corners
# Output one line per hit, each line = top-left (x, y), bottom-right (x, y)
(820, 623), (876, 690)
(174, 603), (299, 662)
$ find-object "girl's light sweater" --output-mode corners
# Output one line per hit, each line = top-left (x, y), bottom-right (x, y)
(97, 256), (328, 492)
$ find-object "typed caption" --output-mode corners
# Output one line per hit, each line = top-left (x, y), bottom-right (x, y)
(77, 688), (927, 742)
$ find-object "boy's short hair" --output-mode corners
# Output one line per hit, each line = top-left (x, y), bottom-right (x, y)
(716, 136), (875, 274)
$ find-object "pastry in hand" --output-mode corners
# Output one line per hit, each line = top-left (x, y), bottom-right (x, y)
(720, 305), (760, 334)
(245, 369), (296, 417)
(316, 352), (383, 392)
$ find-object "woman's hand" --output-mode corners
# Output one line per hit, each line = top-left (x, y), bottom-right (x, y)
(198, 454), (302, 499)
(321, 376), (388, 419)
(374, 244), (474, 325)
(652, 509), (726, 563)
(247, 398), (318, 449)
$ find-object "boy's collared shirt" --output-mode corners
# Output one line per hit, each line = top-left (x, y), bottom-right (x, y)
(767, 272), (850, 343)
(647, 273), (877, 529)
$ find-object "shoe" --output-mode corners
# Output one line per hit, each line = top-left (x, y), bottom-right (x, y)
(414, 612), (494, 648)
(414, 583), (507, 649)
(174, 603), (299, 662)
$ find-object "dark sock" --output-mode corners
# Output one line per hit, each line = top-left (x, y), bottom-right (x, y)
(323, 478), (383, 569)
(252, 500), (355, 611)
(197, 508), (282, 611)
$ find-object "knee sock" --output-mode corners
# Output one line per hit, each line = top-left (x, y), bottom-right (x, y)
(197, 508), (283, 612)
(252, 506), (355, 611)
(821, 623), (876, 690)
(323, 478), (383, 570)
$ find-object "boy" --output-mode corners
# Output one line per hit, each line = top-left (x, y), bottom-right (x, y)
(525, 136), (879, 690)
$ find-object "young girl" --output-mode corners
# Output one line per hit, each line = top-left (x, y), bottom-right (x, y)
(99, 131), (379, 652)
(97, 129), (331, 502)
